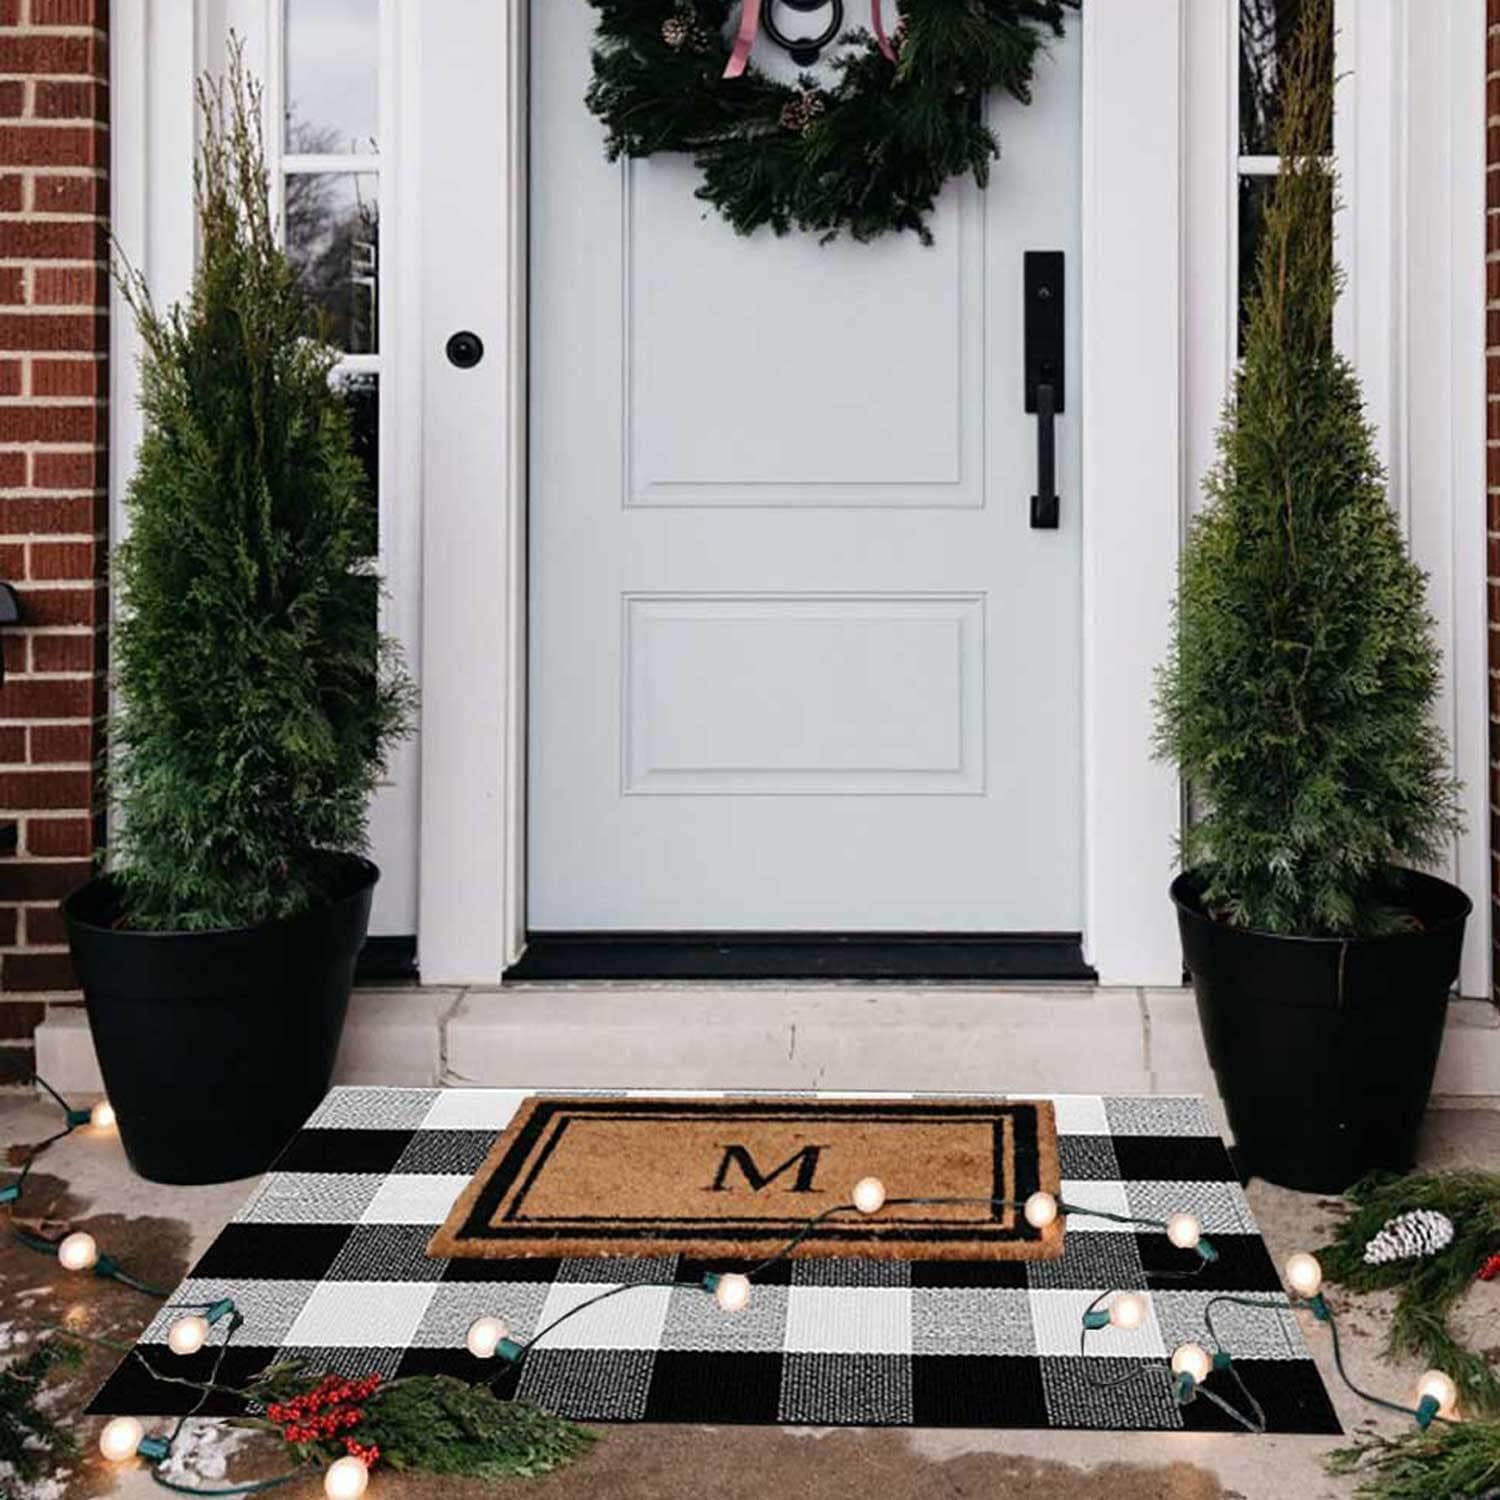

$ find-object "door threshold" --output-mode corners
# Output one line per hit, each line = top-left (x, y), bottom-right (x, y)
(504, 933), (1096, 983)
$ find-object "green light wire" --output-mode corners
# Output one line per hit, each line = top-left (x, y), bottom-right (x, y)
(145, 1310), (312, 1498)
(1, 1071), (90, 1202)
(17, 1131), (1461, 1462)
(503, 1194), (1186, 1377)
(1199, 1292), (1441, 1431)
(12, 1225), (172, 1299)
(3, 1073), (174, 1293)
(45, 1315), (313, 1495)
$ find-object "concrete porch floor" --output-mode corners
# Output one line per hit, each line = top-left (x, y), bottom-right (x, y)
(2, 1091), (1498, 1500)
(34, 984), (1500, 1125)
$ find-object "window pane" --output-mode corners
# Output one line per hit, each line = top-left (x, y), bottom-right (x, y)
(285, 0), (378, 154)
(333, 368), (379, 552)
(286, 173), (379, 353)
(1237, 174), (1273, 351)
(1239, 0), (1332, 156)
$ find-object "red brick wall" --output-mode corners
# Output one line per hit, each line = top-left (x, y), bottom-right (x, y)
(0, 0), (107, 1056)
(1491, 0), (1500, 1001)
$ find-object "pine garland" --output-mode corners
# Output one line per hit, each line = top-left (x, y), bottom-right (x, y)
(1319, 1171), (1500, 1418)
(1327, 1420), (1500, 1499)
(585, 0), (1079, 244)
(0, 1338), (83, 1490)
(245, 1364), (595, 1481)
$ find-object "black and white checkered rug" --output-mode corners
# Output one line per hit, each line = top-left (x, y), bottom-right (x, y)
(89, 1088), (1341, 1433)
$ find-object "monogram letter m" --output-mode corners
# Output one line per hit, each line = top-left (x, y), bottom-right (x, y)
(709, 1143), (825, 1194)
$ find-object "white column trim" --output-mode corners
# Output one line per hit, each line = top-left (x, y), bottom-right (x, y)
(1078, 0), (1185, 985)
(1338, 0), (1489, 996)
(1400, 0), (1489, 996)
(414, 0), (528, 982)
(109, 0), (198, 556)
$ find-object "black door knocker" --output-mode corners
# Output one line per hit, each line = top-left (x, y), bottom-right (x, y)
(763, 0), (844, 67)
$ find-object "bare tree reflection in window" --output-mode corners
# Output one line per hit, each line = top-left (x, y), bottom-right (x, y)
(282, 129), (378, 355)
(1239, 0), (1331, 157)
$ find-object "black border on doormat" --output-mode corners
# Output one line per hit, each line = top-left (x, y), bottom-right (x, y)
(504, 933), (1097, 982)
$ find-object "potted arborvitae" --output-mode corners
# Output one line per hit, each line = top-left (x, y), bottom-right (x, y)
(63, 53), (414, 1185)
(1155, 0), (1467, 1195)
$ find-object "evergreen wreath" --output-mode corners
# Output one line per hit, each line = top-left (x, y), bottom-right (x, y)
(585, 0), (1079, 244)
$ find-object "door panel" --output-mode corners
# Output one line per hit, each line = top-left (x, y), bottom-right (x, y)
(623, 593), (985, 796)
(629, 186), (981, 503)
(529, 1), (1083, 932)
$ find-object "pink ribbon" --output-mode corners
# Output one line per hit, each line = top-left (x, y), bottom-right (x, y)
(723, 0), (762, 78)
(871, 0), (897, 63)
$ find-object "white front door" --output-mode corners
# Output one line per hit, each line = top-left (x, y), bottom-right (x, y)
(529, 4), (1083, 933)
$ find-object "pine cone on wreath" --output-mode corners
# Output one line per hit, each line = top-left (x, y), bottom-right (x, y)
(779, 89), (827, 134)
(1362, 1209), (1456, 1266)
(661, 13), (712, 53)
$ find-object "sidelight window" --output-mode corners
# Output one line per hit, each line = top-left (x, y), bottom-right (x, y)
(1235, 0), (1335, 350)
(280, 0), (383, 525)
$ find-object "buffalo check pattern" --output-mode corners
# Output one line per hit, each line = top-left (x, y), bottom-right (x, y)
(89, 1089), (1341, 1433)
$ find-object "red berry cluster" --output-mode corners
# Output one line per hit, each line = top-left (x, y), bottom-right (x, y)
(266, 1373), (381, 1456)
(1478, 1252), (1500, 1282)
(345, 1440), (381, 1467)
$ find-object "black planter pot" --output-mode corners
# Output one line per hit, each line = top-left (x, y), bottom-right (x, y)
(62, 854), (378, 1185)
(1171, 869), (1470, 1194)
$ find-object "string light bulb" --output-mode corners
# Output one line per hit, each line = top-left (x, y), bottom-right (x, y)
(323, 1455), (370, 1500)
(57, 1231), (98, 1271)
(1284, 1252), (1324, 1301)
(852, 1177), (886, 1215)
(167, 1314), (209, 1357)
(1109, 1293), (1148, 1331)
(90, 1100), (116, 1130)
(1415, 1369), (1459, 1427)
(711, 1272), (752, 1312)
(98, 1416), (144, 1462)
(1024, 1191), (1059, 1229)
(1170, 1341), (1212, 1404)
(1166, 1213), (1201, 1251)
(466, 1315), (521, 1362)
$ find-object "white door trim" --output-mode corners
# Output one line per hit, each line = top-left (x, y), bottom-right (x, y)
(113, 0), (1490, 991)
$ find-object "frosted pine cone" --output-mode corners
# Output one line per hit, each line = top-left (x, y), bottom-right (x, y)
(1362, 1209), (1455, 1266)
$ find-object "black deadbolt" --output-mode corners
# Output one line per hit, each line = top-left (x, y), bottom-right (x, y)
(445, 330), (484, 369)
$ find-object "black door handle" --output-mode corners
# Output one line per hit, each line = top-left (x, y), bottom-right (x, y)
(1031, 382), (1057, 530)
(1024, 251), (1064, 530)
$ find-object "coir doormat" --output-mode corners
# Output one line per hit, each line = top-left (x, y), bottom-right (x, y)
(428, 1095), (1062, 1262)
(88, 1089), (1342, 1433)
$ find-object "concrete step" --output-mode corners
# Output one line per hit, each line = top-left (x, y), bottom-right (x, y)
(33, 986), (1499, 1120)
